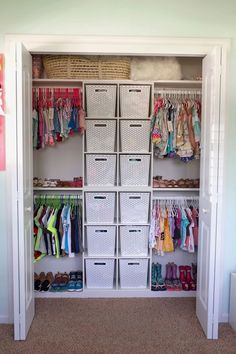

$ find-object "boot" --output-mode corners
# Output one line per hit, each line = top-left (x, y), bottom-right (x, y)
(179, 266), (189, 291)
(186, 265), (196, 291)
(165, 263), (174, 290)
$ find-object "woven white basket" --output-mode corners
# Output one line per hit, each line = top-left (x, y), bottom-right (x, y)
(86, 154), (116, 186)
(120, 226), (149, 256)
(119, 192), (150, 223)
(86, 120), (116, 152)
(120, 154), (150, 186)
(86, 259), (115, 289)
(86, 226), (116, 256)
(119, 85), (151, 118)
(85, 192), (116, 224)
(120, 120), (150, 152)
(86, 84), (117, 117)
(119, 259), (148, 288)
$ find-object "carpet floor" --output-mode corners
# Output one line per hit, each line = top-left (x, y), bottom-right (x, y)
(0, 298), (236, 354)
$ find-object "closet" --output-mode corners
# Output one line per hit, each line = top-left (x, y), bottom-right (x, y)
(32, 55), (202, 297)
(8, 38), (224, 340)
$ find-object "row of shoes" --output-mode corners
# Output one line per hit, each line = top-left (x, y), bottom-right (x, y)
(151, 262), (197, 291)
(34, 271), (83, 292)
(33, 177), (83, 188)
(153, 177), (200, 189)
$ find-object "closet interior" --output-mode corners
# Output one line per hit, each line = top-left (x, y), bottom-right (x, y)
(32, 54), (202, 297)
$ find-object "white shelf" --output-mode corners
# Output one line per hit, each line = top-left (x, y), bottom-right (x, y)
(84, 223), (117, 226)
(153, 188), (200, 192)
(118, 223), (150, 226)
(118, 255), (151, 259)
(34, 187), (83, 191)
(119, 152), (152, 155)
(84, 186), (152, 192)
(33, 78), (202, 86)
(84, 254), (117, 259)
(154, 80), (202, 87)
(33, 78), (83, 85)
(35, 288), (196, 298)
(85, 117), (117, 120)
(84, 152), (118, 154)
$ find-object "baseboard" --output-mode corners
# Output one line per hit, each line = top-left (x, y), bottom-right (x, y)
(219, 313), (229, 323)
(0, 315), (12, 324)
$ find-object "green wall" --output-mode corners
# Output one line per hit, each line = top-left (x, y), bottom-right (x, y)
(0, 0), (235, 322)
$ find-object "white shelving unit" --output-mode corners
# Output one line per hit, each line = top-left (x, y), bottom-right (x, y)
(33, 77), (201, 298)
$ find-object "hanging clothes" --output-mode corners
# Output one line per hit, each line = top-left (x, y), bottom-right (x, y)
(33, 195), (82, 262)
(32, 87), (85, 149)
(149, 199), (199, 256)
(150, 92), (201, 162)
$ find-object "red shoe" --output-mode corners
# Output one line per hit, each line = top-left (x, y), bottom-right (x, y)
(179, 266), (189, 291)
(186, 266), (196, 291)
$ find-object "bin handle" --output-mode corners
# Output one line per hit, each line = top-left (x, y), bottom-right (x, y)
(94, 196), (106, 200)
(95, 89), (107, 92)
(129, 124), (142, 128)
(95, 230), (108, 233)
(128, 158), (142, 162)
(129, 229), (141, 233)
(128, 262), (140, 266)
(94, 262), (106, 265)
(129, 196), (141, 199)
(95, 158), (107, 161)
(129, 89), (141, 93)
(94, 124), (107, 127)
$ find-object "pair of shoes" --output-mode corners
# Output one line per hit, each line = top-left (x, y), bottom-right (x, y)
(151, 263), (166, 291)
(50, 272), (69, 292)
(165, 263), (182, 291)
(67, 271), (83, 292)
(179, 266), (196, 291)
(34, 272), (54, 292)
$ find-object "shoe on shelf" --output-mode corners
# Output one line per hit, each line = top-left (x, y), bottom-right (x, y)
(40, 272), (54, 292)
(179, 266), (189, 291)
(186, 266), (196, 291)
(34, 273), (41, 291)
(155, 263), (166, 291)
(171, 263), (182, 291)
(165, 263), (175, 291)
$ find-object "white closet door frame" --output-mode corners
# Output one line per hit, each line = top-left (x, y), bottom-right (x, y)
(5, 35), (229, 340)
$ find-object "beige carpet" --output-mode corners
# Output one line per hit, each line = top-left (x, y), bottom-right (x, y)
(0, 298), (236, 354)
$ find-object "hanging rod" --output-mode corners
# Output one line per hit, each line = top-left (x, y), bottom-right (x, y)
(154, 88), (202, 95)
(152, 196), (199, 200)
(34, 195), (82, 200)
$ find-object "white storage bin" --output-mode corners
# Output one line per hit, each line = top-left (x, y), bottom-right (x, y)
(86, 226), (116, 256)
(86, 259), (115, 289)
(119, 259), (148, 289)
(119, 85), (151, 118)
(86, 84), (117, 117)
(86, 120), (116, 152)
(85, 192), (116, 224)
(120, 154), (150, 186)
(86, 154), (116, 186)
(120, 226), (149, 256)
(120, 192), (150, 223)
(120, 120), (150, 152)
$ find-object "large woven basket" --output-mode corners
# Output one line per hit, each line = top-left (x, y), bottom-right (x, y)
(43, 55), (130, 80)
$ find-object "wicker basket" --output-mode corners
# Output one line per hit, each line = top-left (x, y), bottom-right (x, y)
(43, 55), (130, 80)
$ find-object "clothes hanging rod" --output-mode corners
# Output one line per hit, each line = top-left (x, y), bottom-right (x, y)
(152, 196), (199, 200)
(154, 88), (202, 94)
(34, 195), (82, 200)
